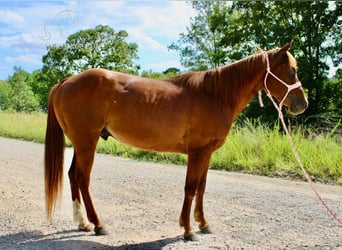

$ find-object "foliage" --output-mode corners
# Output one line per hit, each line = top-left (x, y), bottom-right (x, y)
(0, 80), (11, 110)
(321, 69), (342, 117)
(0, 112), (341, 184)
(0, 67), (40, 112)
(170, 1), (341, 124)
(140, 67), (181, 79)
(140, 70), (166, 79)
(62, 25), (139, 73)
(168, 2), (233, 70)
(37, 25), (140, 108)
(162, 67), (181, 75)
(233, 1), (341, 118)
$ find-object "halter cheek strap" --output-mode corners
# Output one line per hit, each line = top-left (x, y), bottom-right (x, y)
(259, 51), (302, 110)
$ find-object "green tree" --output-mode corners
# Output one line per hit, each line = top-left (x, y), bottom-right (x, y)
(322, 69), (342, 117)
(38, 25), (139, 109)
(162, 67), (181, 75)
(27, 70), (46, 109)
(171, 1), (341, 123)
(0, 67), (40, 112)
(0, 80), (12, 110)
(232, 1), (341, 118)
(140, 70), (165, 79)
(140, 67), (181, 79)
(169, 2), (234, 70)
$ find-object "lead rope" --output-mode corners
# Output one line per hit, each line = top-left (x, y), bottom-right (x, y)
(259, 52), (342, 226)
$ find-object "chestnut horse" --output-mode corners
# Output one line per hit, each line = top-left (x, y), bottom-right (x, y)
(45, 41), (308, 240)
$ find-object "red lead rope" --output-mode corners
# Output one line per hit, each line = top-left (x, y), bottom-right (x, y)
(260, 52), (342, 226)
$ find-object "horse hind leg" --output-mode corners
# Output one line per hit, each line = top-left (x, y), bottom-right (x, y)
(68, 153), (92, 232)
(73, 137), (109, 236)
(73, 199), (92, 231)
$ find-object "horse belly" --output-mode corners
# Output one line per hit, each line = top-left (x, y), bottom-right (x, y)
(106, 116), (187, 153)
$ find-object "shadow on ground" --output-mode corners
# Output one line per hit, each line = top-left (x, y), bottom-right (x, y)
(0, 230), (183, 249)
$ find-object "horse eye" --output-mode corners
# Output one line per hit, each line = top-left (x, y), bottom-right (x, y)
(288, 68), (296, 77)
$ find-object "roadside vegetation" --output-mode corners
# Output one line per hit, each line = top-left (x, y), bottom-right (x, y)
(0, 2), (341, 184)
(1, 111), (340, 184)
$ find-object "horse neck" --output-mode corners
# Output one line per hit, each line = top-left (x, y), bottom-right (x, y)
(217, 52), (266, 116)
(166, 52), (267, 117)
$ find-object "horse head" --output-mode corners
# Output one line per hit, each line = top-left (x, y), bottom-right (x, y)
(264, 41), (308, 115)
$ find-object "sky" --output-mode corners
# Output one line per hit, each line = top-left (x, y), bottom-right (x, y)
(0, 0), (197, 80)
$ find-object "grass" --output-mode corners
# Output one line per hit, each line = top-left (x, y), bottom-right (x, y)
(0, 112), (47, 142)
(0, 111), (341, 184)
(212, 122), (342, 184)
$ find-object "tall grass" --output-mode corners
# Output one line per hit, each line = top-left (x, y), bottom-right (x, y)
(0, 111), (341, 184)
(212, 121), (342, 183)
(0, 111), (46, 142)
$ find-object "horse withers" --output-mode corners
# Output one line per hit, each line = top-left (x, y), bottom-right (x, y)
(44, 41), (308, 240)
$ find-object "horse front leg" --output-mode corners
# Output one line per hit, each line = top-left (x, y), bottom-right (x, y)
(179, 175), (197, 241)
(180, 148), (213, 241)
(194, 172), (212, 234)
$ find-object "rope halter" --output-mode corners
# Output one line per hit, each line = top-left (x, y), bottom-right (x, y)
(259, 51), (302, 111)
(260, 51), (342, 226)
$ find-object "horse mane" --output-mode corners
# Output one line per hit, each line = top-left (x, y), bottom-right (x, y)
(165, 49), (280, 105)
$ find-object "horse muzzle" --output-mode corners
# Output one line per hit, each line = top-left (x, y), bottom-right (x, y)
(287, 94), (308, 115)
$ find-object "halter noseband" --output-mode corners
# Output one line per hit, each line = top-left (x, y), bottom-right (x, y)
(260, 51), (302, 109)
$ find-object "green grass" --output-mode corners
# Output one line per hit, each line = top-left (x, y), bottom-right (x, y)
(0, 112), (47, 142)
(0, 111), (341, 184)
(212, 122), (342, 184)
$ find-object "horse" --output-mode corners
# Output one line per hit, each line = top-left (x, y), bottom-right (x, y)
(44, 41), (308, 241)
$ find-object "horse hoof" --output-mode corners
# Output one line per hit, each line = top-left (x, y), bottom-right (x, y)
(183, 232), (198, 241)
(200, 225), (212, 234)
(94, 226), (109, 236)
(79, 223), (93, 232)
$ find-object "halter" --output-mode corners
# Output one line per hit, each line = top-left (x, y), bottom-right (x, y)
(259, 51), (302, 110)
(259, 52), (342, 226)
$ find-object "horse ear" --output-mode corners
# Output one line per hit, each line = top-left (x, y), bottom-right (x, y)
(278, 40), (293, 55)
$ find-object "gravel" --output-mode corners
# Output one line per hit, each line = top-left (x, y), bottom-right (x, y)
(0, 137), (341, 249)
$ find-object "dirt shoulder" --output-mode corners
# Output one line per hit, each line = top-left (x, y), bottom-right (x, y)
(0, 137), (341, 249)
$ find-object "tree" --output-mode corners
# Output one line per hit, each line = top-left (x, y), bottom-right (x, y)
(168, 2), (233, 70)
(0, 67), (40, 112)
(38, 25), (139, 108)
(0, 80), (12, 110)
(322, 69), (342, 117)
(61, 25), (139, 73)
(162, 67), (181, 75)
(170, 1), (341, 123)
(140, 70), (165, 79)
(27, 70), (46, 109)
(140, 67), (181, 79)
(232, 1), (341, 118)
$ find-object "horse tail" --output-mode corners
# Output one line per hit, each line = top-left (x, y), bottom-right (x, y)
(44, 83), (65, 222)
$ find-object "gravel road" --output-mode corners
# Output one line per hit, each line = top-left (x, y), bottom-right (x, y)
(0, 137), (341, 249)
